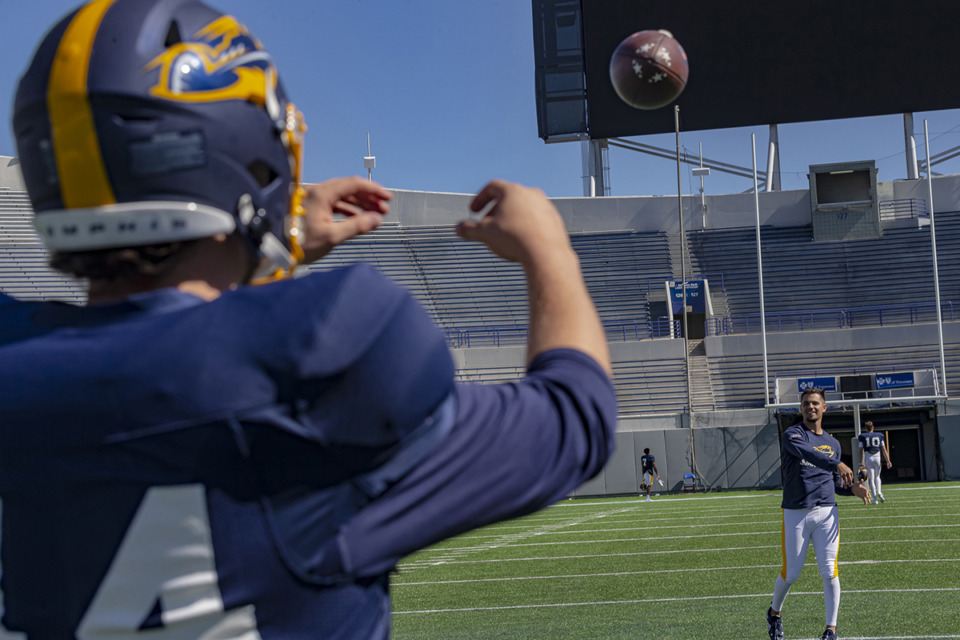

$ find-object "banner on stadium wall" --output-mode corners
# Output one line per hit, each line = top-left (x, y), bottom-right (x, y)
(797, 377), (837, 393)
(669, 280), (705, 314)
(875, 372), (914, 389)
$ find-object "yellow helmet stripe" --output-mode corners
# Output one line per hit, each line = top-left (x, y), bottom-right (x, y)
(48, 0), (118, 208)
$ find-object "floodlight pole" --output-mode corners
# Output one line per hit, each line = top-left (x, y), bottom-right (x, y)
(923, 120), (948, 396)
(676, 106), (700, 487)
(363, 132), (376, 182)
(752, 134), (770, 406)
(692, 143), (711, 227)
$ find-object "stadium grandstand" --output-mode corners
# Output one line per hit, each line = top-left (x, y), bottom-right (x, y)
(3, 153), (959, 495)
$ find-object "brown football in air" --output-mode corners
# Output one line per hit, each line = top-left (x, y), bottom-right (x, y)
(609, 29), (689, 110)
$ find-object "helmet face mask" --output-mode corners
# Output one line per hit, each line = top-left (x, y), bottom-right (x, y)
(14, 0), (306, 277)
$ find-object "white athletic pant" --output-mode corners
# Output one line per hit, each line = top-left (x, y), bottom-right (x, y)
(771, 505), (841, 627)
(864, 451), (883, 498)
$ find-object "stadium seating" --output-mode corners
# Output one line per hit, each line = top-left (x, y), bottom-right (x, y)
(4, 185), (960, 418)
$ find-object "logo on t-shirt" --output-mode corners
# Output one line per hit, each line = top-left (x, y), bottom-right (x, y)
(814, 444), (836, 458)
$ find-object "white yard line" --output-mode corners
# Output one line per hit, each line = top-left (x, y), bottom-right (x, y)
(393, 587), (960, 615)
(394, 557), (960, 587)
(402, 539), (960, 567)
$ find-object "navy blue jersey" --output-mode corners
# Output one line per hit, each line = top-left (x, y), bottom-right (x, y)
(641, 454), (655, 473)
(858, 431), (886, 454)
(0, 264), (617, 639)
(780, 423), (853, 509)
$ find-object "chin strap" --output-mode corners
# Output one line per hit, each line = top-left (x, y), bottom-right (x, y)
(250, 103), (308, 285)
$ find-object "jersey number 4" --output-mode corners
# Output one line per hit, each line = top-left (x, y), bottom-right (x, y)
(1, 486), (260, 639)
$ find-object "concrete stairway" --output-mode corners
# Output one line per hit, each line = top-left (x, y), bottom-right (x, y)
(686, 339), (717, 411)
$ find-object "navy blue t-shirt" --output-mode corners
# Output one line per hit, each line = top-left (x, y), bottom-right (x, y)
(0, 264), (617, 639)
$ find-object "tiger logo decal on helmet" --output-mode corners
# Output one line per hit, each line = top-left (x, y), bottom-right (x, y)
(145, 15), (280, 109)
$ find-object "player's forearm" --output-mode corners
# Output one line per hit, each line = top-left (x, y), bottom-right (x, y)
(524, 248), (611, 375)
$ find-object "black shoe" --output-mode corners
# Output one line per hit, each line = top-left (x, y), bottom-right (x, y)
(820, 629), (838, 640)
(766, 608), (784, 640)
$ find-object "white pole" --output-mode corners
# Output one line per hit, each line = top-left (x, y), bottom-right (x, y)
(676, 106), (691, 410)
(677, 106), (699, 486)
(699, 142), (706, 226)
(924, 120), (948, 396)
(366, 133), (372, 182)
(753, 134), (770, 405)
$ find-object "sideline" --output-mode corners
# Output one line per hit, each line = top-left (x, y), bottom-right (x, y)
(555, 483), (960, 508)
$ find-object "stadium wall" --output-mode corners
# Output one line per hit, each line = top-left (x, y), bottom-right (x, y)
(0, 156), (24, 190)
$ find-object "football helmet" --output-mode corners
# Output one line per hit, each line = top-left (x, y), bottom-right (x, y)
(857, 465), (869, 482)
(13, 0), (306, 276)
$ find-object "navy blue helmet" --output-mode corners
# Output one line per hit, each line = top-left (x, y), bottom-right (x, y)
(13, 0), (307, 273)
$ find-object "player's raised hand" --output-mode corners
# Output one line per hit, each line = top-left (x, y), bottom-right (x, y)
(299, 177), (392, 264)
(456, 180), (572, 265)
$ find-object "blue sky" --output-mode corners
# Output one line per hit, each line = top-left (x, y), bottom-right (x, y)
(4, 0), (960, 199)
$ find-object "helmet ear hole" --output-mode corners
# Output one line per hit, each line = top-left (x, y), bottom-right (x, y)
(247, 160), (279, 189)
(164, 21), (182, 47)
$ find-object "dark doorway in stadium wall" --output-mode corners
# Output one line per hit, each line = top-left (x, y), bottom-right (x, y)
(827, 422), (931, 484)
(682, 313), (706, 340)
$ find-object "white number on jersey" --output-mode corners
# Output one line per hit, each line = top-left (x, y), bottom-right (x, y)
(1, 486), (261, 639)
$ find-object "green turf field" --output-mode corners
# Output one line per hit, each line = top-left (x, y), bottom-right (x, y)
(391, 483), (960, 639)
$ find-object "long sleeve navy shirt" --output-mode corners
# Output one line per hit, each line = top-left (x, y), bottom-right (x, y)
(780, 423), (853, 509)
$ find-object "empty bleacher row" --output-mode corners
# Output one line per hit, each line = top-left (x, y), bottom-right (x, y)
(308, 222), (674, 337)
(687, 213), (960, 331)
(0, 190), (85, 303)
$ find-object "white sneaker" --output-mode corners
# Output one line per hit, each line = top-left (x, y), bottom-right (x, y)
(645, 496), (652, 502)
(878, 494), (885, 503)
